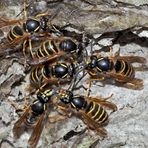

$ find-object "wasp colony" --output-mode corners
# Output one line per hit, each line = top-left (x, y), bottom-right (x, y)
(0, 0), (148, 148)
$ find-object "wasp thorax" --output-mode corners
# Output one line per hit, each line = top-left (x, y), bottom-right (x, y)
(24, 19), (40, 33)
(31, 100), (46, 115)
(52, 64), (68, 78)
(59, 39), (77, 52)
(97, 57), (113, 71)
(60, 90), (73, 104)
(71, 96), (87, 110)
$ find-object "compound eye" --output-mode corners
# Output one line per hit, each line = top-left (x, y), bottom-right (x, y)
(37, 93), (42, 99)
(60, 97), (69, 104)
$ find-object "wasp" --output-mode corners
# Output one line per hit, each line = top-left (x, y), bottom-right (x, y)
(29, 36), (83, 65)
(0, 0), (52, 64)
(85, 48), (147, 91)
(30, 60), (79, 89)
(55, 89), (117, 137)
(13, 89), (56, 148)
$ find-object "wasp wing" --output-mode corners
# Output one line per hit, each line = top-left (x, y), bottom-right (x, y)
(0, 17), (23, 28)
(28, 111), (48, 148)
(29, 51), (65, 65)
(13, 106), (31, 138)
(85, 96), (117, 111)
(116, 56), (146, 64)
(0, 34), (30, 56)
(79, 110), (107, 137)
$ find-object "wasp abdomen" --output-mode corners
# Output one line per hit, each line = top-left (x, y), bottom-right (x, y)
(115, 60), (134, 79)
(52, 64), (68, 78)
(31, 100), (46, 115)
(85, 102), (108, 124)
(30, 64), (51, 85)
(59, 39), (77, 53)
(24, 19), (40, 33)
(7, 26), (24, 41)
(36, 40), (58, 58)
(52, 63), (76, 78)
(70, 96), (87, 109)
(97, 57), (113, 72)
(26, 114), (37, 126)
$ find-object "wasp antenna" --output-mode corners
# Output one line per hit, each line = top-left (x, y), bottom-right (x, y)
(90, 40), (94, 55)
(16, 2), (30, 18)
(24, 0), (27, 20)
(68, 66), (87, 91)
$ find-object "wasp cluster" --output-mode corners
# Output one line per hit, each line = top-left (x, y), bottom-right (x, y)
(0, 1), (148, 148)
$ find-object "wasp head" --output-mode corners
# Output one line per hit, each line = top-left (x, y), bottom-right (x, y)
(59, 90), (73, 104)
(37, 89), (54, 103)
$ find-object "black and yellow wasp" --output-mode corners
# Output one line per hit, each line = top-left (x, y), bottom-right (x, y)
(29, 36), (83, 65)
(85, 47), (147, 90)
(0, 0), (52, 64)
(13, 89), (56, 148)
(30, 59), (80, 89)
(55, 89), (117, 137)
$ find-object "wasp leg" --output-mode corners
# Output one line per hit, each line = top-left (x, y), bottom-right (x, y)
(39, 78), (70, 90)
(39, 82), (53, 91)
(109, 46), (114, 57)
(70, 70), (87, 91)
(109, 46), (121, 59)
(62, 55), (75, 63)
(90, 77), (105, 81)
(114, 47), (120, 57)
(73, 85), (87, 91)
(86, 76), (105, 97)
(100, 94), (114, 101)
(55, 104), (71, 116)
(89, 75), (105, 85)
(8, 99), (20, 111)
(22, 40), (27, 66)
(29, 38), (35, 59)
(8, 97), (29, 112)
(72, 74), (88, 91)
(86, 79), (91, 97)
(90, 52), (102, 57)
